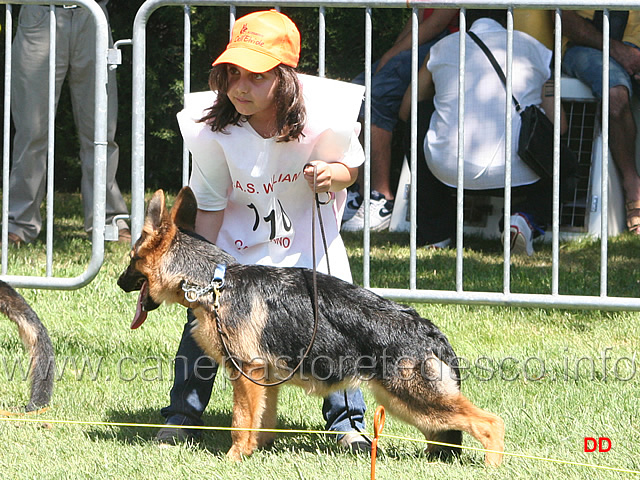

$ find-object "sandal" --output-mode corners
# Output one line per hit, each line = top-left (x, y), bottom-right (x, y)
(625, 201), (640, 234)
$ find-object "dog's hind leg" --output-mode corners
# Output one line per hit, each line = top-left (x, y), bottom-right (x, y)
(370, 381), (504, 466)
(438, 394), (504, 466)
(226, 364), (270, 461)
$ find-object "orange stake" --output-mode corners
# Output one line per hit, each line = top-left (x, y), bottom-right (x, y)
(371, 406), (386, 480)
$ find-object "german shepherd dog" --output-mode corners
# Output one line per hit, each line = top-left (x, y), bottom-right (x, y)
(0, 281), (54, 411)
(118, 187), (504, 465)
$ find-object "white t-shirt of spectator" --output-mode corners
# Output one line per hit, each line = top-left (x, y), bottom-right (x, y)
(425, 18), (552, 190)
(177, 74), (365, 282)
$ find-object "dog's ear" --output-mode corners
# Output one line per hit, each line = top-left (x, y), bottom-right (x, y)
(145, 189), (168, 232)
(171, 186), (198, 231)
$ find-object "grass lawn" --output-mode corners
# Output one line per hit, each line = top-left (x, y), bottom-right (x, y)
(0, 192), (638, 479)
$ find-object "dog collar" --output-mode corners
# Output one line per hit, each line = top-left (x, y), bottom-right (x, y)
(182, 264), (226, 303)
(213, 264), (227, 286)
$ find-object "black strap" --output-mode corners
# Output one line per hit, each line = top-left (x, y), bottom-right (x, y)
(467, 30), (522, 114)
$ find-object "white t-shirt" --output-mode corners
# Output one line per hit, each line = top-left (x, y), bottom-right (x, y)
(425, 18), (552, 189)
(177, 74), (365, 282)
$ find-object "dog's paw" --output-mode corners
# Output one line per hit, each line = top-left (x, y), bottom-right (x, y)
(226, 446), (245, 462)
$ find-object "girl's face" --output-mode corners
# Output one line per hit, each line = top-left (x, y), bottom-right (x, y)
(226, 64), (278, 125)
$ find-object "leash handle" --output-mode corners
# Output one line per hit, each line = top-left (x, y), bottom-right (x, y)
(304, 162), (331, 277)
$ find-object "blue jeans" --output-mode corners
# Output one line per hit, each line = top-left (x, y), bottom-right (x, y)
(562, 43), (640, 98)
(352, 29), (450, 132)
(160, 310), (367, 436)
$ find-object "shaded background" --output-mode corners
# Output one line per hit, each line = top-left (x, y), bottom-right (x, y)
(1, 3), (409, 193)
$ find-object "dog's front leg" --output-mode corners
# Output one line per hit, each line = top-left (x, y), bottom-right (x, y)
(226, 363), (269, 461)
(257, 386), (279, 448)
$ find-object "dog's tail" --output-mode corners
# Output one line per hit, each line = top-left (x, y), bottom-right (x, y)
(0, 281), (54, 411)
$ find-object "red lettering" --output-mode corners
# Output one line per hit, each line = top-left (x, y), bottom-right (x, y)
(234, 181), (244, 192)
(234, 239), (248, 250)
(263, 182), (274, 194)
(584, 437), (597, 452)
(272, 237), (291, 248)
(599, 437), (612, 452)
(584, 437), (612, 452)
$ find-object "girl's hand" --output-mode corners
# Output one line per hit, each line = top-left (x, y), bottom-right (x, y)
(304, 161), (333, 193)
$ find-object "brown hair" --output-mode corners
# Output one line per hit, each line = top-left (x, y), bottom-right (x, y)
(199, 64), (306, 142)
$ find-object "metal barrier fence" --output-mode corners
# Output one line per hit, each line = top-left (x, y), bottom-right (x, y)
(131, 0), (640, 311)
(0, 0), (114, 289)
(1, 1), (638, 311)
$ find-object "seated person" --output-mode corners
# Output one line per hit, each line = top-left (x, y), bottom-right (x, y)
(400, 9), (566, 254)
(562, 10), (640, 234)
(342, 8), (459, 231)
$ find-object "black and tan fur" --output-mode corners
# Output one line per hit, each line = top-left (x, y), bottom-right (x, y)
(118, 187), (505, 465)
(0, 281), (54, 411)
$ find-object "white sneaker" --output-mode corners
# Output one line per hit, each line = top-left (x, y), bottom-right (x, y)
(503, 213), (534, 256)
(341, 191), (394, 232)
(342, 188), (363, 223)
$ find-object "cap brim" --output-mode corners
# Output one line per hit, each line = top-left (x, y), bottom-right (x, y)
(212, 47), (281, 73)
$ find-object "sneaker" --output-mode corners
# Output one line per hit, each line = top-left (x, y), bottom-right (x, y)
(337, 431), (373, 454)
(341, 190), (394, 232)
(342, 187), (363, 223)
(503, 213), (534, 256)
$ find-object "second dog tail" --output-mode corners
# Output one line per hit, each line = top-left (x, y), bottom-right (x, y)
(0, 281), (55, 411)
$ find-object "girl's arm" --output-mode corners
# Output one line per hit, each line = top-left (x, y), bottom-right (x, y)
(195, 209), (225, 243)
(303, 161), (358, 193)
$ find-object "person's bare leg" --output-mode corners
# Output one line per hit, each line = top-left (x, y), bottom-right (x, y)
(608, 85), (640, 232)
(370, 124), (395, 200)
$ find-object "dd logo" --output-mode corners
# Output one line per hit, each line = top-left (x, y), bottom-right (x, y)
(584, 437), (612, 452)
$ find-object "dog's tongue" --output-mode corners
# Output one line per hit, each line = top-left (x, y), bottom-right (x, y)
(131, 281), (149, 329)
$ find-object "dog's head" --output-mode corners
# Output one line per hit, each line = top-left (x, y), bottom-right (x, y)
(117, 186), (199, 329)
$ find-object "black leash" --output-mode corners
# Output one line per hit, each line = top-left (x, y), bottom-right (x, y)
(211, 164), (326, 387)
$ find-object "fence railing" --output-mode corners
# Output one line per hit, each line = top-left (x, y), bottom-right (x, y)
(1, 1), (638, 311)
(131, 1), (640, 311)
(0, 0), (112, 289)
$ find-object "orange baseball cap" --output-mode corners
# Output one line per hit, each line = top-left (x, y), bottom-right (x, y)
(212, 10), (300, 73)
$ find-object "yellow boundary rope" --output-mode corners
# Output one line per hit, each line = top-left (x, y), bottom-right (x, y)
(1, 413), (638, 476)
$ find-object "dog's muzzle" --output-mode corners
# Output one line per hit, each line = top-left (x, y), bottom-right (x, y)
(118, 267), (160, 329)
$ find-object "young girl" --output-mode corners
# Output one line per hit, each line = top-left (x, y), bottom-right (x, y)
(158, 10), (370, 453)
